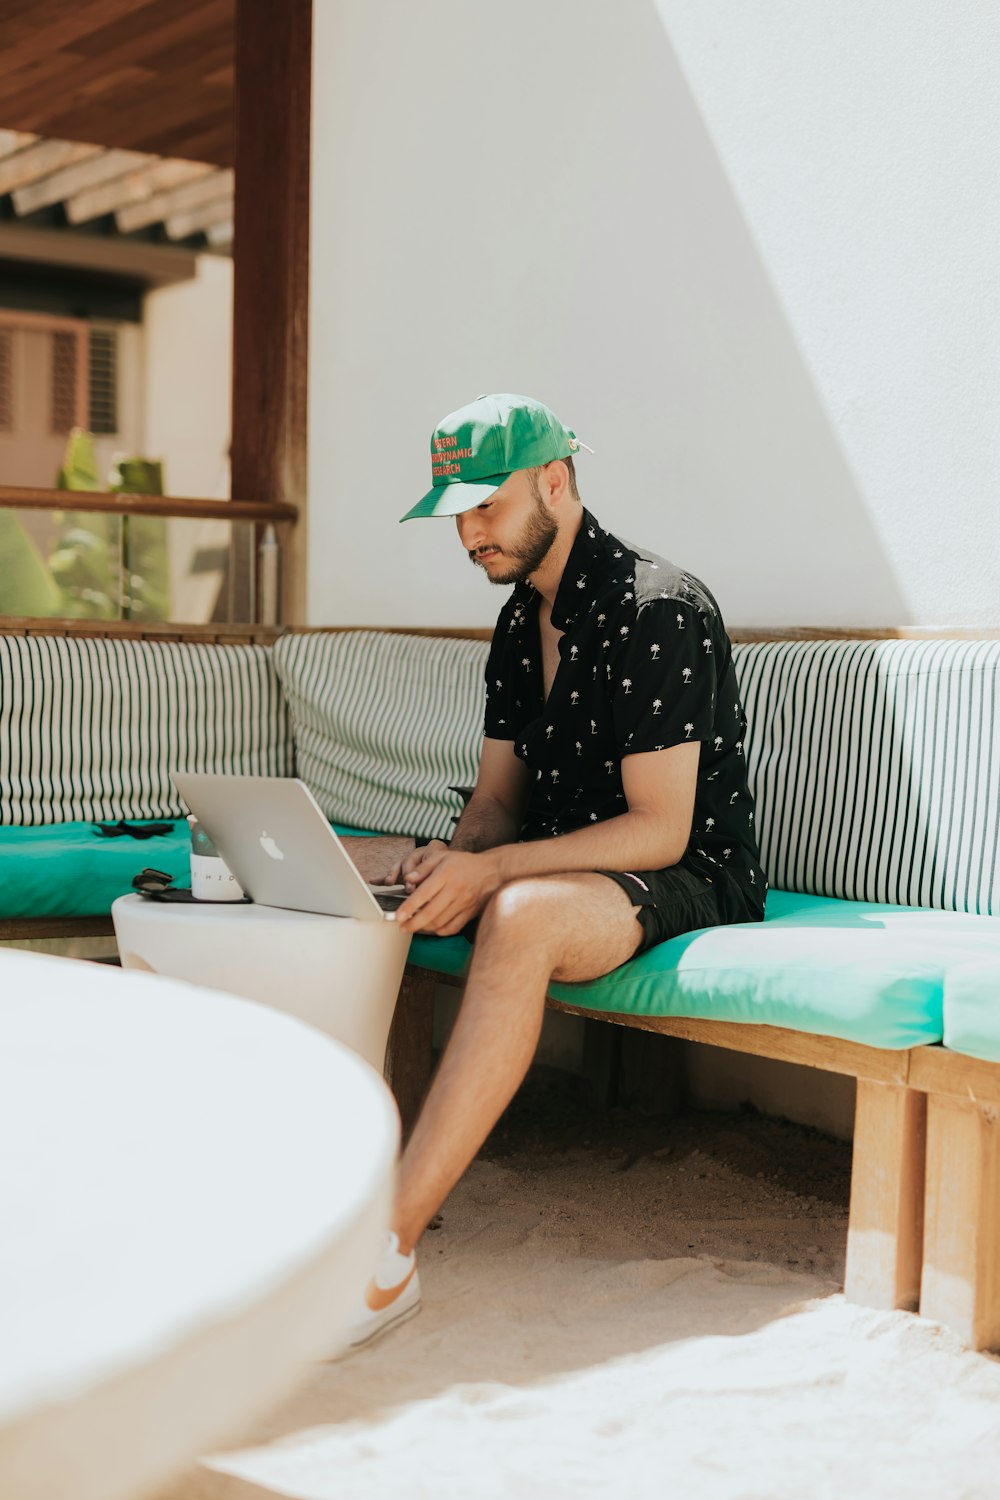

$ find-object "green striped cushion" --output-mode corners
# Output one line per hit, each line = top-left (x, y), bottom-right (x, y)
(273, 631), (487, 839)
(0, 635), (293, 825)
(734, 640), (1000, 917)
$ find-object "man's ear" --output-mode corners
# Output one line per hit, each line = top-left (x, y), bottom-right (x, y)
(543, 459), (571, 504)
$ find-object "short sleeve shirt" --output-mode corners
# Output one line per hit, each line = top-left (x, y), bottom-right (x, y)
(483, 509), (767, 917)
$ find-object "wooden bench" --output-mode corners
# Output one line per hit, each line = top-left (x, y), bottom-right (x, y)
(2, 618), (998, 1352)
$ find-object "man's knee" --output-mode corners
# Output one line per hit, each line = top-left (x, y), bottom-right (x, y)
(477, 878), (563, 955)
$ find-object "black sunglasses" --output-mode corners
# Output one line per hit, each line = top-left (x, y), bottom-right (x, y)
(131, 867), (177, 894)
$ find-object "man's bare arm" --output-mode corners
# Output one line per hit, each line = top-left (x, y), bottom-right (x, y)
(448, 737), (529, 852)
(397, 741), (702, 934)
(385, 737), (529, 883)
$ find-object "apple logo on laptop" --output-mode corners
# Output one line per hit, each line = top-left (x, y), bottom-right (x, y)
(259, 831), (285, 861)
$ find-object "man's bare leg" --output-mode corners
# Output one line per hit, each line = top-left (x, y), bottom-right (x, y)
(393, 872), (643, 1253)
(340, 835), (415, 884)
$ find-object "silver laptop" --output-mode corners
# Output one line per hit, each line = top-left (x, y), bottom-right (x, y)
(171, 773), (407, 921)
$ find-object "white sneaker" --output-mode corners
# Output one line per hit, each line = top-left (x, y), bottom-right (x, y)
(345, 1232), (421, 1350)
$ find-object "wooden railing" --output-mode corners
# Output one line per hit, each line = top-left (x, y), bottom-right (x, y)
(0, 486), (298, 524)
(0, 485), (298, 626)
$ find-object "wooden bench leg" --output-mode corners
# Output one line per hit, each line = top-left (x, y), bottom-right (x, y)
(581, 1018), (622, 1109)
(383, 970), (436, 1141)
(920, 1094), (1000, 1351)
(618, 1029), (685, 1117)
(844, 1079), (926, 1310)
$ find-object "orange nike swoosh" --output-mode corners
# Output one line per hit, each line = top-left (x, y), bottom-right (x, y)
(365, 1263), (416, 1312)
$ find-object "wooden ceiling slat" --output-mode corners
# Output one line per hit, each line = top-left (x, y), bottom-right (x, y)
(66, 63), (154, 107)
(38, 77), (228, 166)
(0, 0), (61, 39)
(144, 107), (233, 167)
(66, 158), (212, 224)
(116, 168), (233, 233)
(12, 147), (151, 216)
(203, 63), (235, 89)
(0, 139), (101, 196)
(0, 0), (152, 67)
(0, 0), (91, 52)
(0, 51), (89, 110)
(0, 0), (229, 124)
(0, 0), (235, 175)
(0, 130), (38, 159)
(118, 18), (233, 75)
(206, 219), (233, 248)
(72, 0), (205, 61)
(166, 122), (234, 171)
(165, 196), (233, 239)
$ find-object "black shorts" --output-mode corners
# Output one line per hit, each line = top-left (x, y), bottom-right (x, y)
(595, 862), (758, 954)
(460, 862), (757, 953)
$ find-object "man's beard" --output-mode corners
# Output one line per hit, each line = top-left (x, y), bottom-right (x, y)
(470, 493), (558, 586)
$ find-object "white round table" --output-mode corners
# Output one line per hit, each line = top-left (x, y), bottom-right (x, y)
(112, 895), (412, 1072)
(0, 947), (398, 1500)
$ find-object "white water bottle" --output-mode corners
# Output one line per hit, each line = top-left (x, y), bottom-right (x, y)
(188, 815), (245, 900)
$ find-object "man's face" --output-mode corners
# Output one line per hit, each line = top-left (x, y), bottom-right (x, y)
(455, 468), (558, 587)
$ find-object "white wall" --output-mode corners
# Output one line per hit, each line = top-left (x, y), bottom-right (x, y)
(309, 0), (999, 630)
(142, 253), (232, 500)
(142, 254), (233, 621)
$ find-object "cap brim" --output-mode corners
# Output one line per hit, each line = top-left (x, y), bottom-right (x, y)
(399, 475), (507, 522)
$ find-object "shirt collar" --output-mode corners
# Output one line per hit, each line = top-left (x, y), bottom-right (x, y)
(550, 509), (623, 631)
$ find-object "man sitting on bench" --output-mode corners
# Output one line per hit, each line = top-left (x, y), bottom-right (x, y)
(347, 392), (765, 1348)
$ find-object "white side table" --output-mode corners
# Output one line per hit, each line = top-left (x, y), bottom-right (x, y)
(0, 946), (398, 1500)
(112, 895), (412, 1072)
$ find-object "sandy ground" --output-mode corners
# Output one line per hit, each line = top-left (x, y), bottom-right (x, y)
(157, 1069), (1000, 1500)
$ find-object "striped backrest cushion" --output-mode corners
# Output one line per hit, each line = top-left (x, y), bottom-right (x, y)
(734, 639), (1000, 916)
(0, 635), (293, 825)
(273, 630), (488, 839)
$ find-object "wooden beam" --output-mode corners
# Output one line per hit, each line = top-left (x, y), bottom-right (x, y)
(0, 917), (115, 942)
(66, 158), (211, 224)
(116, 168), (233, 233)
(908, 1045), (1000, 1107)
(12, 148), (152, 216)
(231, 0), (311, 624)
(844, 1081), (926, 1310)
(0, 619), (282, 644)
(921, 1095), (1000, 1351)
(0, 130), (37, 158)
(545, 1000), (912, 1084)
(0, 139), (101, 196)
(0, 223), (197, 286)
(165, 196), (233, 240)
(730, 626), (1000, 643)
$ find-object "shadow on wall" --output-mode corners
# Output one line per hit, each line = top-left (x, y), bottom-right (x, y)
(600, 0), (912, 625)
(638, 0), (911, 621)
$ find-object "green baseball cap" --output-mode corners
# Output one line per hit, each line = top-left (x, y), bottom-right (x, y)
(400, 392), (589, 522)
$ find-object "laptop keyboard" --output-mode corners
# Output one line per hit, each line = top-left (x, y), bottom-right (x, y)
(370, 885), (407, 911)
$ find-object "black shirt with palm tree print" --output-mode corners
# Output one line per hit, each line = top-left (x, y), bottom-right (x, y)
(483, 509), (767, 918)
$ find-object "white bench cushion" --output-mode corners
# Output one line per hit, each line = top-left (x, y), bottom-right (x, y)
(273, 631), (488, 839)
(0, 635), (293, 825)
(735, 639), (1000, 917)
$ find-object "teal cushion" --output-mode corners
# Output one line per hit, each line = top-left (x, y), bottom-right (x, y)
(0, 822), (190, 920)
(942, 962), (1000, 1062)
(0, 820), (393, 924)
(410, 890), (1000, 1051)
